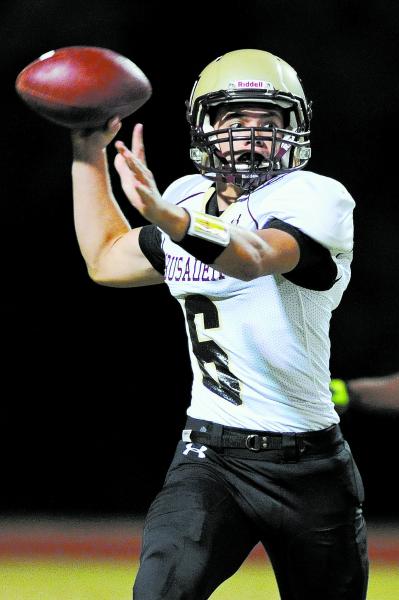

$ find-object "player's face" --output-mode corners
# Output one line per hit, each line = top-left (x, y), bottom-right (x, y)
(212, 104), (284, 165)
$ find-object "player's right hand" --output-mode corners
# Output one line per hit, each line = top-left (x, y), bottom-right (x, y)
(71, 116), (122, 159)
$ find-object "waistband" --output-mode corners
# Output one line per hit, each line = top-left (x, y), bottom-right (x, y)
(183, 417), (343, 461)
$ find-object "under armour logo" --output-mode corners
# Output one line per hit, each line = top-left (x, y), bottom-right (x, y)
(183, 443), (207, 458)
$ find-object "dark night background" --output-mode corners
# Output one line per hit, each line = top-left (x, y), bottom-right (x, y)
(1, 0), (398, 522)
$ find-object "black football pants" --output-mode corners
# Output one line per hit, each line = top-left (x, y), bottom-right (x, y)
(133, 419), (368, 600)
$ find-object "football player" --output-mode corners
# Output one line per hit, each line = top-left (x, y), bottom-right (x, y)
(71, 49), (368, 599)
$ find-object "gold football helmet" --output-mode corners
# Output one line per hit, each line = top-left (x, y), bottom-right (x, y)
(186, 49), (312, 190)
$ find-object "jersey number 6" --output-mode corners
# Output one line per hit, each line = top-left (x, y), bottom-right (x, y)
(185, 294), (242, 406)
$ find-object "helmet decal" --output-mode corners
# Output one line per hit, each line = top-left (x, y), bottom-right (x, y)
(228, 80), (275, 90)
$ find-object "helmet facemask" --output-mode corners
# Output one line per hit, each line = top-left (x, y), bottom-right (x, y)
(188, 89), (311, 191)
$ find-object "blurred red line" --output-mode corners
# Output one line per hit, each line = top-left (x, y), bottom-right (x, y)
(0, 536), (142, 560)
(0, 535), (398, 564)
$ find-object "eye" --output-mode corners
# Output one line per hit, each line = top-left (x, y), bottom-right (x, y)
(230, 122), (242, 129)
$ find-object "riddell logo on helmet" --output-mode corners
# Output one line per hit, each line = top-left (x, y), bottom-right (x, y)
(230, 80), (274, 90)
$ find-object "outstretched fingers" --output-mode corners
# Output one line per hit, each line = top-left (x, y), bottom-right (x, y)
(114, 125), (162, 218)
(132, 123), (146, 163)
(115, 141), (151, 186)
(134, 181), (157, 203)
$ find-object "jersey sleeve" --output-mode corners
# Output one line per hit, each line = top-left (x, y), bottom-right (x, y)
(263, 218), (338, 290)
(256, 172), (355, 255)
(138, 225), (165, 275)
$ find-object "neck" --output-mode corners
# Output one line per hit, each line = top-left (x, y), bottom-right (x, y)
(216, 181), (243, 211)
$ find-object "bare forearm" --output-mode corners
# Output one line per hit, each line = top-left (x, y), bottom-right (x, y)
(214, 228), (297, 280)
(72, 149), (130, 272)
(348, 373), (399, 411)
(158, 208), (297, 280)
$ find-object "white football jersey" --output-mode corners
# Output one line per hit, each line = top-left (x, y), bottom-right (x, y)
(160, 171), (354, 432)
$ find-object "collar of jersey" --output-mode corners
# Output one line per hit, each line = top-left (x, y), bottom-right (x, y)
(203, 171), (290, 215)
(235, 172), (290, 202)
(206, 188), (220, 216)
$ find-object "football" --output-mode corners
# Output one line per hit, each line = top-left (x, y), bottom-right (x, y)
(15, 46), (152, 128)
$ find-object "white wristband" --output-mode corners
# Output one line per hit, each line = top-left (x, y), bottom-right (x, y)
(186, 209), (230, 247)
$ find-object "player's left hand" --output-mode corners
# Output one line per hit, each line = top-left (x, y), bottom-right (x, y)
(114, 124), (190, 239)
(114, 123), (163, 221)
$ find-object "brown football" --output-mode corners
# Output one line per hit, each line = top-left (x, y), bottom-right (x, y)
(15, 46), (152, 128)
